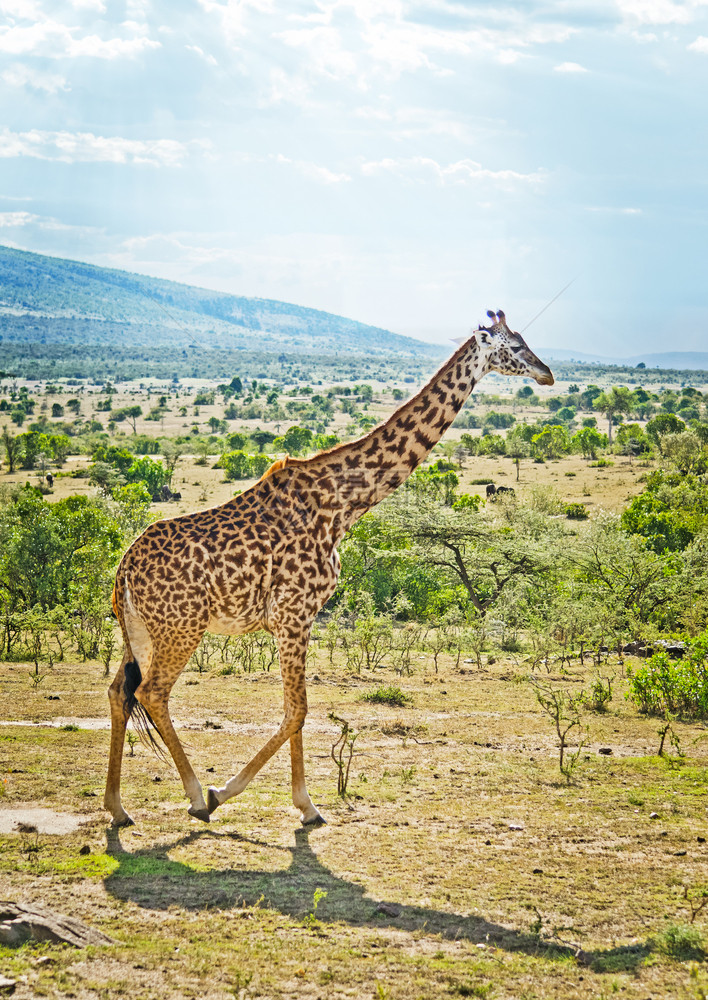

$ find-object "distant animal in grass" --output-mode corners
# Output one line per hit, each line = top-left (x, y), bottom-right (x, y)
(486, 483), (515, 499)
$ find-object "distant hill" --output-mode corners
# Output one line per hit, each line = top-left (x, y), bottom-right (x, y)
(544, 347), (708, 370)
(0, 245), (444, 360)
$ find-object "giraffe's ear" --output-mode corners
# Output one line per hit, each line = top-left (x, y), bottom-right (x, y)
(450, 334), (469, 346)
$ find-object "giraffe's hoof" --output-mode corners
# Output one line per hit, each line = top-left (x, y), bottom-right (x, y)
(188, 806), (210, 823)
(301, 812), (327, 828)
(111, 814), (135, 828)
(207, 786), (221, 815)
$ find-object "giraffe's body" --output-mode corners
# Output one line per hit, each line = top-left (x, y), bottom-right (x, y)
(104, 310), (554, 828)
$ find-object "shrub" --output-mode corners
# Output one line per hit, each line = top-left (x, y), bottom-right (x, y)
(652, 923), (705, 961)
(564, 503), (589, 520)
(361, 686), (412, 707)
(627, 634), (708, 719)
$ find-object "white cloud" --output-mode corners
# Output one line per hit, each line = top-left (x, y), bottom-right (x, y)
(0, 210), (40, 227)
(616, 0), (708, 24)
(360, 156), (545, 186)
(0, 210), (96, 236)
(554, 61), (589, 72)
(0, 128), (209, 166)
(359, 19), (469, 76)
(196, 0), (274, 43)
(0, 0), (40, 15)
(271, 153), (351, 183)
(354, 104), (483, 141)
(586, 205), (643, 214)
(265, 66), (314, 107)
(2, 64), (68, 93)
(66, 32), (160, 59)
(275, 25), (359, 80)
(68, 0), (107, 11)
(275, 10), (576, 85)
(688, 34), (708, 49)
(186, 44), (218, 65)
(0, 19), (160, 59)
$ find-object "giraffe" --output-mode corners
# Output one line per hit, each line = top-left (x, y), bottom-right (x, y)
(104, 309), (554, 828)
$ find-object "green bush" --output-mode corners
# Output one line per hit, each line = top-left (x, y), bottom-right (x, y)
(564, 503), (589, 520)
(652, 923), (705, 961)
(627, 634), (708, 719)
(220, 450), (271, 481)
(361, 686), (412, 707)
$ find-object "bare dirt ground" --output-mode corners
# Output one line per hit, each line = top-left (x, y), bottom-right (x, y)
(1, 653), (707, 999)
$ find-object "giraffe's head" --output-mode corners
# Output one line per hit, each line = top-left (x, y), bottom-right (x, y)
(476, 309), (554, 386)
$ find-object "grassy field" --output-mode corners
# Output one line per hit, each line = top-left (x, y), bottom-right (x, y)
(1, 646), (708, 999)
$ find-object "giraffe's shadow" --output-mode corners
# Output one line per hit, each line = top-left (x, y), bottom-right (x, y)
(103, 826), (650, 974)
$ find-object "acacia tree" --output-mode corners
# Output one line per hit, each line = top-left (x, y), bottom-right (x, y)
(645, 413), (686, 455)
(1, 427), (21, 473)
(593, 386), (634, 444)
(0, 489), (122, 611)
(382, 485), (565, 616)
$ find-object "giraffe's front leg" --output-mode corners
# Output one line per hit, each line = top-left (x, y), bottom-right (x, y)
(290, 728), (325, 826)
(207, 624), (321, 823)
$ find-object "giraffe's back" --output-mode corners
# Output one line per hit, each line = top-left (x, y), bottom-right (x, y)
(114, 497), (274, 638)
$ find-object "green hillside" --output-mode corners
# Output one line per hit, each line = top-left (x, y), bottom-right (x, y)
(0, 245), (442, 360)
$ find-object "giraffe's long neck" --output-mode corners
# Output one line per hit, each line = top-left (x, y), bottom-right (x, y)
(301, 335), (488, 536)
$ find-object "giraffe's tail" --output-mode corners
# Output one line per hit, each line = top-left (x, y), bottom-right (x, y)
(122, 658), (166, 759)
(117, 578), (166, 759)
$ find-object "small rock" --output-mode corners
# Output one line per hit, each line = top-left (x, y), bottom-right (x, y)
(206, 767), (215, 773)
(47, 695), (60, 701)
(152, 776), (162, 783)
(33, 956), (54, 966)
(508, 823), (524, 832)
(649, 812), (659, 819)
(674, 850), (687, 857)
(598, 748), (613, 755)
(375, 902), (400, 917)
(659, 831), (668, 837)
(532, 868), (543, 875)
(484, 839), (492, 846)
(79, 845), (91, 856)
(0, 975), (16, 995)
(698, 836), (705, 843)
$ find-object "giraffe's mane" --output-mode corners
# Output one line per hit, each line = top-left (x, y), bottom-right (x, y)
(258, 456), (290, 481)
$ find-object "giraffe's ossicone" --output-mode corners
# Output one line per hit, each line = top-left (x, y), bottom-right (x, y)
(104, 310), (554, 829)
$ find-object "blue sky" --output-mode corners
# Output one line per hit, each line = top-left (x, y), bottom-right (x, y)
(1, 0), (707, 356)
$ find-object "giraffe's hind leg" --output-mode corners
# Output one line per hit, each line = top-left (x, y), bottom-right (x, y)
(135, 632), (210, 822)
(104, 653), (135, 827)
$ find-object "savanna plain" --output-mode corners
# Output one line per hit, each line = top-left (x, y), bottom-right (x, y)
(1, 363), (708, 1000)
